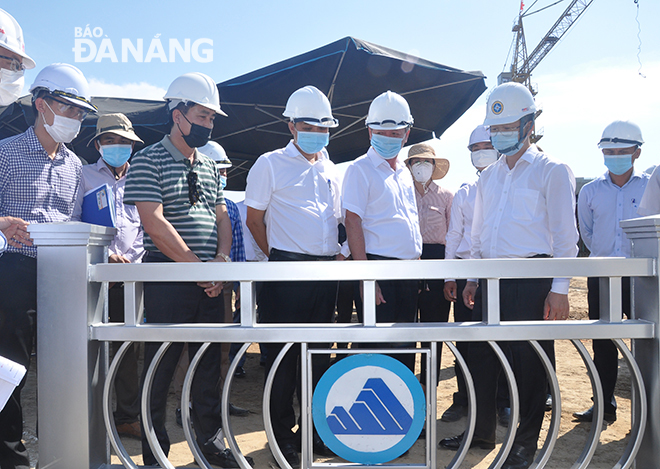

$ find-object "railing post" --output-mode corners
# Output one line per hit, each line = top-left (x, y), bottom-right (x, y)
(621, 215), (660, 467)
(30, 222), (115, 469)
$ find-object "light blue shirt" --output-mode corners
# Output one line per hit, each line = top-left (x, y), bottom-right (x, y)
(577, 170), (649, 258)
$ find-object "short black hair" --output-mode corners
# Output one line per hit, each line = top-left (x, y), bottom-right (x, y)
(169, 101), (196, 129)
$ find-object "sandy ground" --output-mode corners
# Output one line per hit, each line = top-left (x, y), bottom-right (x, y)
(21, 277), (635, 468)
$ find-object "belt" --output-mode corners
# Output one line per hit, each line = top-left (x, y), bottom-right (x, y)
(366, 253), (399, 261)
(269, 248), (335, 262)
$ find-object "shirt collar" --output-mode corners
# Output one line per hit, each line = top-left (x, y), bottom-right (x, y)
(366, 147), (403, 171)
(93, 156), (130, 179)
(25, 126), (73, 162)
(605, 168), (644, 187)
(161, 135), (197, 164)
(284, 139), (329, 162)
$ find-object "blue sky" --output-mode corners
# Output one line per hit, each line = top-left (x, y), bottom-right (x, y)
(5, 0), (660, 191)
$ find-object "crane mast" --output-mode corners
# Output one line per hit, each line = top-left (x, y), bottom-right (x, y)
(498, 0), (594, 141)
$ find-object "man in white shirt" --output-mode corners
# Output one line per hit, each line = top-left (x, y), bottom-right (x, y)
(441, 124), (502, 424)
(245, 85), (342, 468)
(343, 90), (422, 372)
(439, 83), (578, 469)
(575, 120), (647, 424)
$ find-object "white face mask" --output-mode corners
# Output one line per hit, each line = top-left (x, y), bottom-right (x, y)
(42, 101), (82, 143)
(470, 149), (499, 169)
(411, 161), (434, 183)
(0, 69), (24, 106)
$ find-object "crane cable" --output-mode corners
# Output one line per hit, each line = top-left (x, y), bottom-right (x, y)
(634, 0), (645, 78)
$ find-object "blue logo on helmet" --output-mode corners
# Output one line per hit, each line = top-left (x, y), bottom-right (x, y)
(312, 354), (425, 464)
(492, 101), (504, 115)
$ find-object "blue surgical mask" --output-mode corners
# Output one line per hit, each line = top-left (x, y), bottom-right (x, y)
(296, 131), (329, 155)
(490, 131), (524, 156)
(100, 144), (132, 167)
(604, 154), (633, 176)
(371, 133), (404, 159)
(219, 175), (227, 190)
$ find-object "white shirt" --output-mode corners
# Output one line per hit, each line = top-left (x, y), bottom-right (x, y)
(244, 140), (341, 257)
(236, 200), (267, 262)
(0, 230), (6, 253)
(72, 158), (144, 263)
(578, 170), (649, 258)
(638, 165), (660, 216)
(445, 181), (477, 261)
(471, 145), (578, 294)
(342, 147), (422, 260)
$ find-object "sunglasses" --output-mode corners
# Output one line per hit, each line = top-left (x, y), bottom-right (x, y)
(187, 170), (200, 206)
(0, 54), (25, 73)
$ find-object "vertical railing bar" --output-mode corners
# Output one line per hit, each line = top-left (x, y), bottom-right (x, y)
(486, 278), (500, 325)
(363, 281), (377, 326)
(240, 281), (256, 327)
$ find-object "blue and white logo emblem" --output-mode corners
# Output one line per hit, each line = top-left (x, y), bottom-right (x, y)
(492, 100), (504, 115)
(312, 354), (425, 464)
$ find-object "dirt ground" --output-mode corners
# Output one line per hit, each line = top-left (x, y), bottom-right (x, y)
(21, 277), (635, 468)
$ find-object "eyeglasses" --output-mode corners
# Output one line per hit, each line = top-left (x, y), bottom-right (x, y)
(46, 97), (90, 121)
(187, 170), (200, 206)
(0, 54), (25, 73)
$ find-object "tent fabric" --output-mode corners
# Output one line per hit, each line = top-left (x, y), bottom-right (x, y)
(216, 37), (486, 189)
(0, 37), (486, 190)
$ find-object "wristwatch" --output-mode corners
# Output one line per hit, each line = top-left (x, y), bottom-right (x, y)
(217, 252), (231, 263)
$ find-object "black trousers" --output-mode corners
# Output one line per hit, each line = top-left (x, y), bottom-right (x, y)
(364, 253), (418, 372)
(140, 256), (224, 466)
(587, 276), (631, 411)
(109, 284), (141, 425)
(259, 249), (337, 447)
(417, 244), (452, 385)
(469, 278), (553, 450)
(0, 253), (36, 469)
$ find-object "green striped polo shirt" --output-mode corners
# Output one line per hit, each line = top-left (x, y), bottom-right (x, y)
(124, 136), (225, 261)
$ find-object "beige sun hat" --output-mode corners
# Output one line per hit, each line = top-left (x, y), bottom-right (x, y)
(404, 143), (450, 180)
(87, 113), (144, 146)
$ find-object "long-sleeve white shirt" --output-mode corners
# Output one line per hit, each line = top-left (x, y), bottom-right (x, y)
(471, 145), (578, 294)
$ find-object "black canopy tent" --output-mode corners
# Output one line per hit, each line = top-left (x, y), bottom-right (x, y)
(0, 37), (486, 190)
(217, 37), (486, 189)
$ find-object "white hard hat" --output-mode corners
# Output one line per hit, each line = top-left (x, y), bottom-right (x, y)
(198, 141), (231, 167)
(484, 82), (536, 126)
(29, 63), (97, 112)
(468, 124), (490, 149)
(283, 85), (338, 128)
(598, 120), (644, 149)
(164, 72), (227, 117)
(366, 90), (413, 130)
(0, 8), (35, 70)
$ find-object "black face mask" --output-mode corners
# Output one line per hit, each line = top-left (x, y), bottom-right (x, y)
(178, 112), (212, 148)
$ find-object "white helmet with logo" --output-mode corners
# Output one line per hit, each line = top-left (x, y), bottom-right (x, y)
(598, 120), (644, 149)
(0, 8), (35, 69)
(283, 85), (338, 128)
(366, 90), (413, 130)
(198, 141), (232, 168)
(468, 124), (490, 149)
(29, 63), (97, 111)
(164, 72), (227, 117)
(484, 82), (536, 126)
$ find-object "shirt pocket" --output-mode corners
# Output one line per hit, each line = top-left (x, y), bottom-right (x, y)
(512, 188), (539, 221)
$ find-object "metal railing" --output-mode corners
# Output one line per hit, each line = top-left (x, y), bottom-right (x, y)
(28, 216), (660, 469)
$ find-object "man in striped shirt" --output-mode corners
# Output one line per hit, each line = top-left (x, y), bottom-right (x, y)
(123, 73), (240, 468)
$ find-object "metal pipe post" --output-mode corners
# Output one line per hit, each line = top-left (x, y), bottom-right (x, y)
(31, 222), (115, 469)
